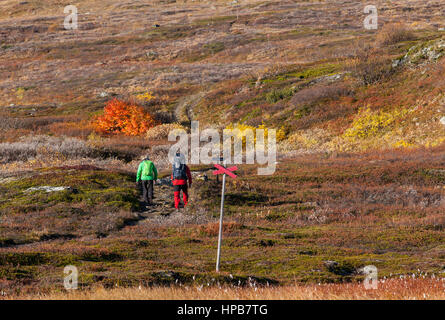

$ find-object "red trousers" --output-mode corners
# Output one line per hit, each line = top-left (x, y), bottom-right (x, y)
(173, 184), (188, 209)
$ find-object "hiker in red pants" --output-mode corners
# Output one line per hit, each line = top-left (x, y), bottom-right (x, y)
(171, 152), (192, 210)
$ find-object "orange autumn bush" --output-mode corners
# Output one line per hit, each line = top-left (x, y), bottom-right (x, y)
(92, 99), (158, 136)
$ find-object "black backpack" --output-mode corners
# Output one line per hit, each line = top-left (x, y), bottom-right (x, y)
(172, 163), (187, 180)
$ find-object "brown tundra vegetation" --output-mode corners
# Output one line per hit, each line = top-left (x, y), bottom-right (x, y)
(0, 0), (444, 299)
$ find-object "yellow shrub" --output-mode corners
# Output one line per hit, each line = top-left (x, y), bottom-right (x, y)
(393, 140), (414, 148)
(344, 107), (409, 140)
(285, 128), (331, 150)
(425, 136), (445, 148)
(135, 91), (154, 102)
(16, 87), (25, 100)
(225, 123), (286, 142)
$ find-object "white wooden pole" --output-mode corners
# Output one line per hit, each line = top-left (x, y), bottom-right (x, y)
(216, 171), (226, 272)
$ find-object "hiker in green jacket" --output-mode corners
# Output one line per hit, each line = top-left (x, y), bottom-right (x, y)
(136, 155), (158, 207)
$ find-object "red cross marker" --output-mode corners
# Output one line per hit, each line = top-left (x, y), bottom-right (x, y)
(213, 164), (238, 179)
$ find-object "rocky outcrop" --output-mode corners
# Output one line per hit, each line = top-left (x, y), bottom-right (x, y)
(393, 38), (445, 67)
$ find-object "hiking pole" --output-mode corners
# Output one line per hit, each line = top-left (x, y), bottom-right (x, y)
(216, 168), (226, 273)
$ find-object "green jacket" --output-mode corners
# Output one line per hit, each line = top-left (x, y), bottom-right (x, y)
(136, 160), (158, 181)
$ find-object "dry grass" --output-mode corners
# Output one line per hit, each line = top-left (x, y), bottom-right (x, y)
(0, 135), (94, 163)
(146, 123), (186, 141)
(376, 23), (415, 46)
(9, 278), (445, 300)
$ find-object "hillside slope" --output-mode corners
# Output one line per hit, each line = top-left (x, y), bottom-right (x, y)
(1, 0), (444, 154)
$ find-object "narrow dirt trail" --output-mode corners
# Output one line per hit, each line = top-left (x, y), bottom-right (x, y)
(137, 180), (177, 217)
(118, 173), (211, 234)
(174, 92), (205, 124)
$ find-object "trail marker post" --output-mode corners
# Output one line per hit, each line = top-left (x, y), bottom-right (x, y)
(213, 159), (238, 272)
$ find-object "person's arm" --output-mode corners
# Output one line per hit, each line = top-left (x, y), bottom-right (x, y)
(136, 163), (143, 182)
(186, 166), (192, 187)
(152, 163), (158, 181)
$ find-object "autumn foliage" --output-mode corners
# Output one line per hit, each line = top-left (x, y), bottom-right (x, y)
(92, 99), (157, 136)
